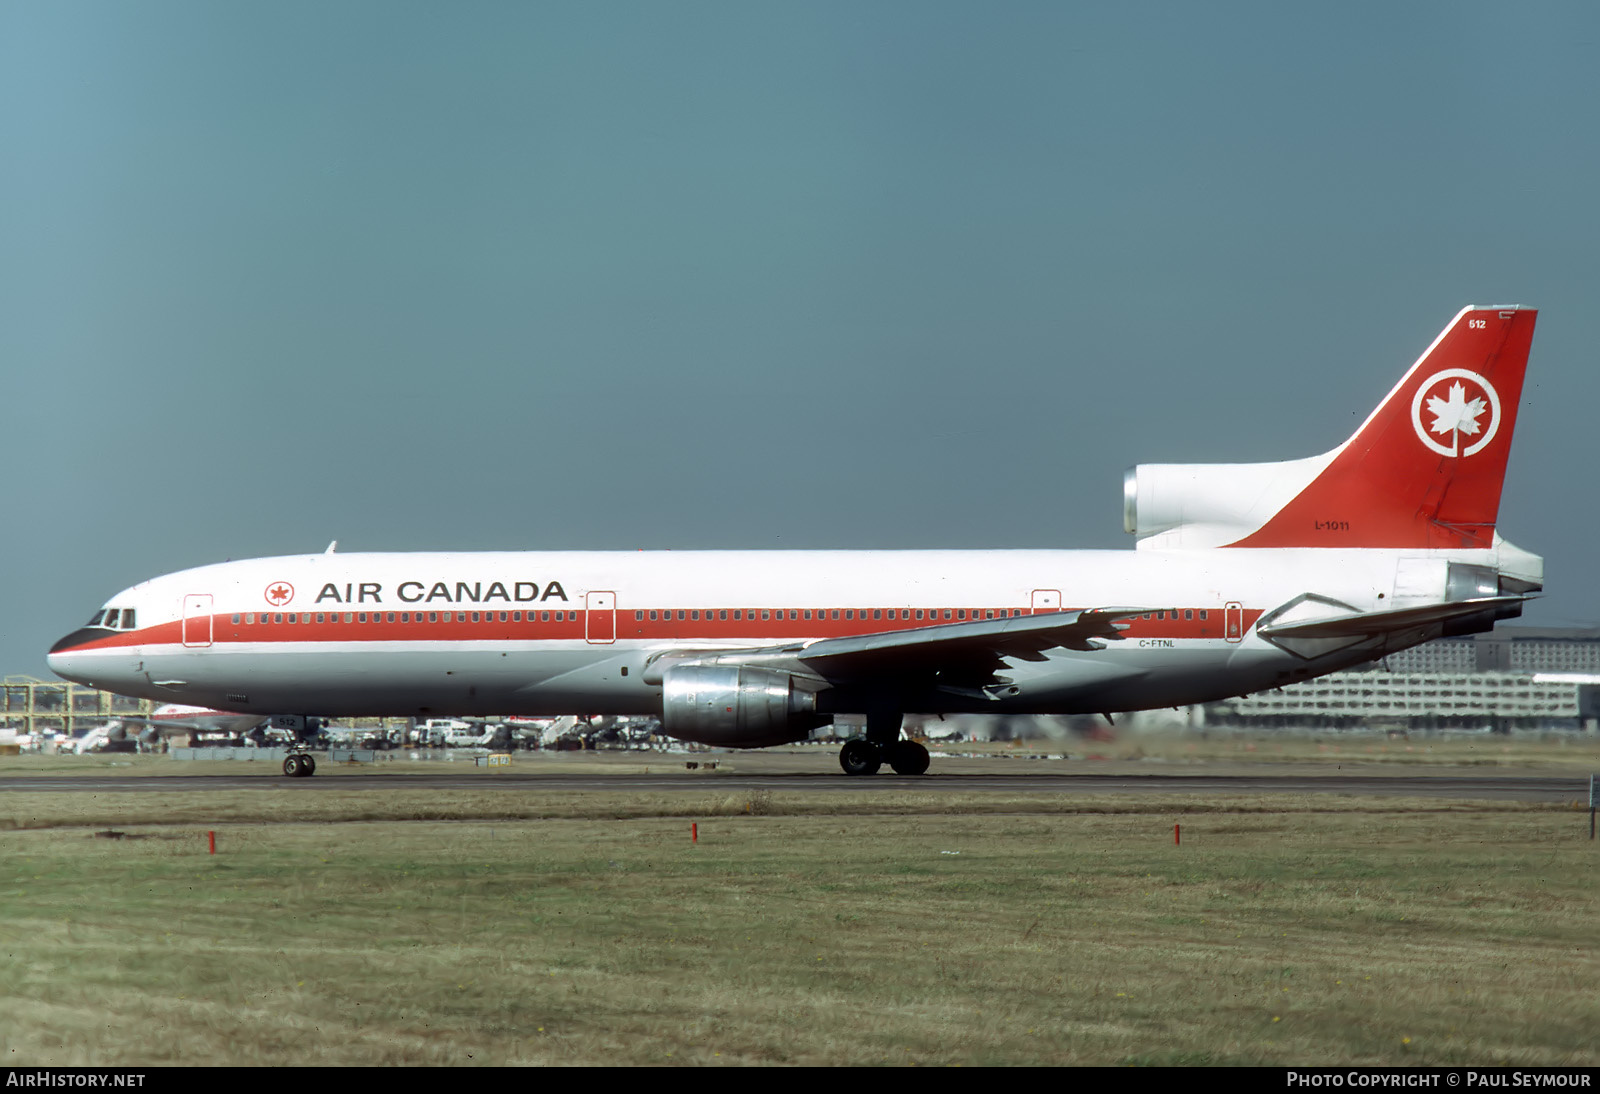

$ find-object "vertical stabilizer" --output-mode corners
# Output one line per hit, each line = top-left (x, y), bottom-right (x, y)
(1224, 306), (1536, 549)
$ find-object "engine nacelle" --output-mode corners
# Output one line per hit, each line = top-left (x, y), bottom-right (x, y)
(661, 664), (828, 748)
(1123, 455), (1331, 548)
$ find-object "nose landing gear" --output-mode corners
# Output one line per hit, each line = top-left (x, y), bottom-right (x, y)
(275, 715), (323, 778)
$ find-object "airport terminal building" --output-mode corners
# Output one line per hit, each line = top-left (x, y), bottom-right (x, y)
(1207, 626), (1600, 731)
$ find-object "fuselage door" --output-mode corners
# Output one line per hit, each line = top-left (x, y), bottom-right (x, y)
(585, 591), (616, 645)
(1030, 589), (1062, 614)
(1224, 601), (1244, 643)
(182, 594), (213, 648)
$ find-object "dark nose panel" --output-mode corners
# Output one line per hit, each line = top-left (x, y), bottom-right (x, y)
(50, 628), (107, 654)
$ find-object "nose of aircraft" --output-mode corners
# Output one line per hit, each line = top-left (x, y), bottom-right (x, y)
(47, 629), (101, 683)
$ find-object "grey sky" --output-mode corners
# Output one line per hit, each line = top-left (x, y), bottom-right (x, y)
(4, 2), (1598, 677)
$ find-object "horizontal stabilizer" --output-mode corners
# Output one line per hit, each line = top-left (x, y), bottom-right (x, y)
(1257, 596), (1529, 640)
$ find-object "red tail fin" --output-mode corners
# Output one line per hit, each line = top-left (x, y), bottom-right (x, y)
(1226, 306), (1537, 549)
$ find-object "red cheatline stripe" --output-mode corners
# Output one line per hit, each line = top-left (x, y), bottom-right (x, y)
(57, 606), (1265, 651)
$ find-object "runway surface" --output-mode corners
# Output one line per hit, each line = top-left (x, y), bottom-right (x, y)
(0, 771), (1589, 801)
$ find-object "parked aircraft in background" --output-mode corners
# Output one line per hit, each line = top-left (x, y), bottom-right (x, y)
(49, 307), (1541, 778)
(134, 703), (268, 739)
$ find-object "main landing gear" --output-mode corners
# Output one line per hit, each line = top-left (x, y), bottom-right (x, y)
(282, 751), (317, 778)
(838, 712), (930, 777)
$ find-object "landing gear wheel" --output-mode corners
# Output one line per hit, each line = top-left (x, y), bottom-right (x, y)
(283, 754), (303, 778)
(282, 753), (316, 778)
(300, 754), (316, 777)
(839, 739), (882, 777)
(888, 740), (930, 776)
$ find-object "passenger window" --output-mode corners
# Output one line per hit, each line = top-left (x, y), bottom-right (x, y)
(873, 610), (882, 620)
(275, 614), (284, 624)
(761, 610), (770, 620)
(1199, 610), (1208, 620)
(719, 610), (728, 621)
(804, 610), (812, 620)
(636, 611), (644, 621)
(386, 613), (396, 623)
(357, 613), (366, 623)
(690, 611), (699, 621)
(677, 611), (685, 620)
(1184, 610), (1193, 620)
(344, 613), (353, 623)
(832, 610), (840, 620)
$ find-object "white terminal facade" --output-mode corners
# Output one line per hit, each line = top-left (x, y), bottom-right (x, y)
(1208, 627), (1600, 730)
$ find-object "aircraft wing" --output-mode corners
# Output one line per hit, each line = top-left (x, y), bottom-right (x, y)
(791, 609), (1139, 680)
(644, 609), (1141, 689)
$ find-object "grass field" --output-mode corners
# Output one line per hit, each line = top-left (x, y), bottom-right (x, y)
(3, 768), (1598, 1065)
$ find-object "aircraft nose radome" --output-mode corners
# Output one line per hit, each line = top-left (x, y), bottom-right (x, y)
(47, 630), (104, 685)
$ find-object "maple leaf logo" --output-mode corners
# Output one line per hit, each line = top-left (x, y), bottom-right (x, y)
(1426, 381), (1487, 454)
(1411, 369), (1500, 459)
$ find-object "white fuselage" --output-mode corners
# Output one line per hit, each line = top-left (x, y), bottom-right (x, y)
(47, 544), (1507, 724)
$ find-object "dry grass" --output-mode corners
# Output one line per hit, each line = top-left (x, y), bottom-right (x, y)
(1071, 730), (1600, 770)
(2, 789), (1598, 1066)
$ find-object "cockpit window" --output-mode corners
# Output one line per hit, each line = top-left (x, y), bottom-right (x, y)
(120, 609), (136, 630)
(87, 609), (108, 628)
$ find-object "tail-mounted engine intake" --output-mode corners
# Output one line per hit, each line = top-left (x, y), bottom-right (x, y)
(661, 664), (828, 748)
(1123, 458), (1328, 549)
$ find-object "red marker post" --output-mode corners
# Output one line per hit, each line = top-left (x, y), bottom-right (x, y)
(692, 822), (698, 844)
(1174, 824), (1180, 846)
(208, 830), (216, 855)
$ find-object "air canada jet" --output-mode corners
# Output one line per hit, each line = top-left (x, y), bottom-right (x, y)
(49, 306), (1542, 778)
(136, 703), (268, 738)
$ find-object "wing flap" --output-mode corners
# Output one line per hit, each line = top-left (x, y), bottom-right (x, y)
(793, 608), (1139, 678)
(640, 609), (1142, 688)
